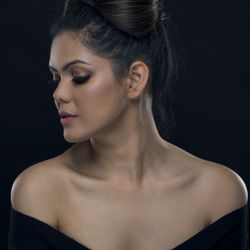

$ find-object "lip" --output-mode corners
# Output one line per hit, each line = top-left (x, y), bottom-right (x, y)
(59, 111), (78, 125)
(60, 116), (78, 125)
(59, 111), (78, 118)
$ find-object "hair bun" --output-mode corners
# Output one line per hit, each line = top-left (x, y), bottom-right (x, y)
(65, 0), (165, 38)
(64, 0), (94, 13)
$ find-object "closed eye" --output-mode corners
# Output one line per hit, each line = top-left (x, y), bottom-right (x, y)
(48, 75), (90, 85)
(72, 75), (90, 85)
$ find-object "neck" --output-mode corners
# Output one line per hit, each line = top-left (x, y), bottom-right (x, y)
(69, 96), (169, 187)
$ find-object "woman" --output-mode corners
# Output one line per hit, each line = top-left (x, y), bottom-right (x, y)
(8, 0), (248, 249)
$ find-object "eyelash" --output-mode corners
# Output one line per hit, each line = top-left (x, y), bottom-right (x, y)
(48, 75), (90, 85)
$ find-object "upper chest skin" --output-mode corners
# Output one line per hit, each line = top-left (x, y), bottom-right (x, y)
(54, 161), (211, 250)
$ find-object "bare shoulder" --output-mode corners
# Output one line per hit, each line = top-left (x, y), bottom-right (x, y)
(188, 154), (248, 223)
(201, 160), (248, 222)
(10, 156), (63, 227)
(167, 143), (248, 222)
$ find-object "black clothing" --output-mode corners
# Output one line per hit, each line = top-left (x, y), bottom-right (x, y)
(8, 204), (248, 249)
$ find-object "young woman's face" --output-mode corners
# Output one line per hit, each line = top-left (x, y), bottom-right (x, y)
(49, 31), (129, 143)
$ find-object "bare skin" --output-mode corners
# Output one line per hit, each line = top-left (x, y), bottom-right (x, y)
(51, 142), (213, 250)
(11, 31), (248, 250)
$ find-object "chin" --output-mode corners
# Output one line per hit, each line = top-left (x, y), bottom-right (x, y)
(63, 131), (90, 144)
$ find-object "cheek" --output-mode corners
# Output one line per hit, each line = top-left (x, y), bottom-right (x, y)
(75, 78), (125, 122)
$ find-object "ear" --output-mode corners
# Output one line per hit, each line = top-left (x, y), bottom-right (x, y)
(125, 60), (149, 99)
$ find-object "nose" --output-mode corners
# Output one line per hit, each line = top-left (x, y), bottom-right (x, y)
(53, 79), (72, 105)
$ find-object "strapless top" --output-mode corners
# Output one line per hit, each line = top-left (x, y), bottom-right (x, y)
(8, 204), (248, 249)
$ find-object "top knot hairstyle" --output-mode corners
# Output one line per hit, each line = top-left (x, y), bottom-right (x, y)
(63, 0), (165, 38)
(50, 0), (178, 140)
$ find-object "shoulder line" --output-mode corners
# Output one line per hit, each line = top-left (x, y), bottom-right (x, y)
(200, 161), (248, 224)
(10, 158), (61, 227)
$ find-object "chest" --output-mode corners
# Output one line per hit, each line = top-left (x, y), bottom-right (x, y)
(56, 185), (210, 250)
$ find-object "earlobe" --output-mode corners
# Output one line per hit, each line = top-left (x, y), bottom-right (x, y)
(127, 61), (149, 99)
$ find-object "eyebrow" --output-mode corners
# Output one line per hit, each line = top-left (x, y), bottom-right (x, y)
(49, 59), (91, 72)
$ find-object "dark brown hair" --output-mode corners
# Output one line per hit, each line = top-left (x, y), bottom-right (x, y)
(50, 0), (179, 140)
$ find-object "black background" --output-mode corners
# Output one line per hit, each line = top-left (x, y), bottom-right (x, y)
(1, 0), (249, 248)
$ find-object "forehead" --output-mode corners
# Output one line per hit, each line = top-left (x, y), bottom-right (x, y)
(49, 32), (108, 69)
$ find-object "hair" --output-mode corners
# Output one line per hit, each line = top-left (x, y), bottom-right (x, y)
(50, 0), (179, 140)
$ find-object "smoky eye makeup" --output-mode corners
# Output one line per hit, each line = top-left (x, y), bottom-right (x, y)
(71, 75), (91, 85)
(71, 67), (92, 84)
(48, 64), (92, 86)
(47, 74), (91, 86)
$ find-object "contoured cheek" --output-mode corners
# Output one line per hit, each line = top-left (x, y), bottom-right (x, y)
(75, 71), (124, 125)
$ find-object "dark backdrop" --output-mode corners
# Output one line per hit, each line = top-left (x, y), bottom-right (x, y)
(1, 0), (249, 249)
